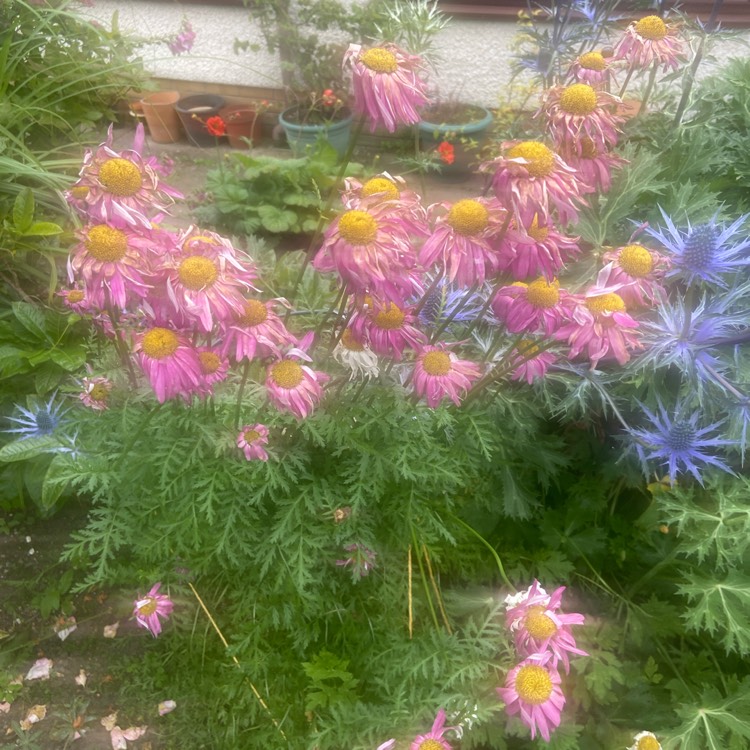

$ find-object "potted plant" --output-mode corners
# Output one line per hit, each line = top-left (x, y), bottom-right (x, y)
(175, 94), (227, 147)
(219, 100), (270, 149)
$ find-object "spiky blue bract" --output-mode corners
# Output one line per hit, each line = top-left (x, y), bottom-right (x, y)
(645, 208), (750, 287)
(417, 280), (491, 330)
(5, 393), (68, 439)
(629, 400), (735, 485)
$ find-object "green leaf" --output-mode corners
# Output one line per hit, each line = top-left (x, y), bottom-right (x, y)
(0, 436), (62, 463)
(12, 301), (49, 342)
(0, 344), (25, 377)
(12, 187), (34, 233)
(49, 345), (87, 372)
(258, 205), (297, 233)
(21, 221), (63, 237)
(40, 453), (72, 511)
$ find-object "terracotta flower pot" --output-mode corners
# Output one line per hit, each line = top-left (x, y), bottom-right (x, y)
(140, 91), (183, 144)
(220, 106), (263, 149)
(175, 94), (226, 147)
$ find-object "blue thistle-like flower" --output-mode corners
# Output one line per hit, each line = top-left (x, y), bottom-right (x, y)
(5, 393), (68, 439)
(629, 400), (735, 485)
(645, 208), (750, 287)
(417, 280), (491, 329)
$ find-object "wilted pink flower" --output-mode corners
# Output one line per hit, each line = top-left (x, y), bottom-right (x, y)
(333, 328), (380, 380)
(133, 582), (173, 637)
(80, 375), (113, 410)
(410, 708), (454, 750)
(412, 344), (482, 408)
(599, 243), (668, 308)
(615, 15), (684, 72)
(481, 141), (585, 228)
(237, 423), (270, 461)
(167, 17), (196, 56)
(568, 50), (611, 86)
(220, 298), (295, 362)
(509, 340), (557, 385)
(350, 299), (426, 360)
(336, 543), (377, 579)
(419, 198), (509, 287)
(492, 277), (570, 336)
(498, 652), (565, 742)
(136, 327), (204, 403)
(265, 333), (329, 419)
(560, 138), (627, 194)
(67, 124), (181, 228)
(344, 43), (430, 132)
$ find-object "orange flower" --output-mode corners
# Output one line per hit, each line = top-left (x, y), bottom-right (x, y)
(437, 141), (455, 165)
(206, 116), (226, 136)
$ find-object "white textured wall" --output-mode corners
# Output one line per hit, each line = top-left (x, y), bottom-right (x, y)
(75, 1), (748, 108)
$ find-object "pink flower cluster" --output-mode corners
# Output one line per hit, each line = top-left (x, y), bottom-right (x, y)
(497, 581), (587, 741)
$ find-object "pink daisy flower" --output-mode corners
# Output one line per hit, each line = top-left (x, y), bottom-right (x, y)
(136, 327), (204, 403)
(555, 290), (643, 367)
(419, 198), (509, 287)
(133, 582), (173, 637)
(344, 43), (430, 133)
(410, 708), (454, 750)
(196, 347), (230, 393)
(599, 244), (669, 308)
(568, 50), (612, 86)
(615, 15), (684, 72)
(497, 216), (581, 281)
(67, 124), (181, 228)
(491, 277), (570, 336)
(498, 652), (565, 742)
(163, 230), (258, 332)
(265, 333), (330, 419)
(313, 203), (421, 305)
(561, 138), (627, 194)
(412, 344), (482, 409)
(510, 340), (557, 385)
(481, 141), (585, 227)
(542, 83), (624, 155)
(79, 375), (113, 411)
(236, 423), (270, 461)
(350, 299), (427, 360)
(58, 287), (92, 315)
(220, 298), (296, 362)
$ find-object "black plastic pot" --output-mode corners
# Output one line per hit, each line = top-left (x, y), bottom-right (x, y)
(175, 94), (226, 147)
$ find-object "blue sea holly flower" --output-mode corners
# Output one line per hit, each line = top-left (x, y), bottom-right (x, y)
(629, 401), (735, 485)
(645, 209), (750, 287)
(5, 393), (68, 439)
(417, 280), (490, 330)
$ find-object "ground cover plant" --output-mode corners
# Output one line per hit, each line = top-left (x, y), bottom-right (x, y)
(2, 1), (750, 749)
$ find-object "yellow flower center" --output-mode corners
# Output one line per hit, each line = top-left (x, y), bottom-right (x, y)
(515, 665), (553, 705)
(416, 741), (445, 750)
(636, 736), (661, 750)
(526, 278), (560, 308)
(447, 199), (489, 236)
(579, 137), (598, 159)
(524, 606), (558, 639)
(559, 83), (598, 116)
(85, 224), (128, 263)
(526, 215), (549, 242)
(360, 47), (398, 74)
(517, 339), (539, 356)
(89, 383), (110, 402)
(341, 328), (365, 351)
(243, 429), (260, 443)
(142, 328), (179, 359)
(178, 256), (218, 290)
(271, 359), (304, 389)
(507, 142), (555, 178)
(338, 210), (378, 245)
(239, 299), (268, 326)
(586, 292), (626, 314)
(373, 303), (405, 330)
(137, 597), (158, 616)
(98, 158), (142, 197)
(70, 186), (89, 199)
(421, 350), (451, 376)
(635, 15), (668, 40)
(67, 290), (85, 303)
(578, 51), (607, 71)
(198, 351), (221, 374)
(619, 244), (653, 278)
(361, 177), (400, 201)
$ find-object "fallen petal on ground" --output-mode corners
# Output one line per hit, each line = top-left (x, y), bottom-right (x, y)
(55, 616), (78, 641)
(20, 704), (46, 730)
(158, 699), (176, 715)
(103, 622), (120, 638)
(25, 658), (53, 681)
(75, 669), (88, 687)
(101, 712), (118, 731)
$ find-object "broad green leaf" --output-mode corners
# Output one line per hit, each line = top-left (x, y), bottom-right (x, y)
(12, 187), (34, 233)
(12, 301), (49, 342)
(21, 221), (63, 237)
(0, 344), (24, 377)
(258, 205), (297, 233)
(40, 453), (72, 511)
(49, 345), (87, 372)
(0, 435), (62, 463)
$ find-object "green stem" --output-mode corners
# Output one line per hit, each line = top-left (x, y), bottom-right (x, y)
(234, 360), (251, 430)
(617, 63), (636, 100)
(454, 516), (514, 590)
(636, 60), (660, 117)
(410, 525), (440, 630)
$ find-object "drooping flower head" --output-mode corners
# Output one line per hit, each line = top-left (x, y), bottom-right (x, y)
(344, 43), (430, 132)
(80, 376), (113, 411)
(561, 137), (627, 194)
(492, 277), (569, 336)
(497, 652), (565, 742)
(645, 210), (750, 288)
(350, 299), (427, 360)
(67, 124), (181, 228)
(333, 328), (380, 379)
(629, 401), (735, 485)
(133, 582), (173, 637)
(568, 50), (611, 85)
(220, 298), (296, 363)
(541, 83), (623, 154)
(510, 339), (557, 385)
(237, 423), (270, 462)
(196, 347), (230, 394)
(419, 198), (510, 287)
(265, 333), (330, 419)
(412, 344), (482, 408)
(627, 731), (662, 750)
(410, 708), (454, 750)
(136, 327), (204, 403)
(615, 15), (684, 71)
(481, 140), (585, 227)
(599, 243), (668, 308)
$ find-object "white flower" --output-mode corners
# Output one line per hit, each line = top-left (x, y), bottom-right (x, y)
(628, 730), (662, 750)
(333, 340), (380, 379)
